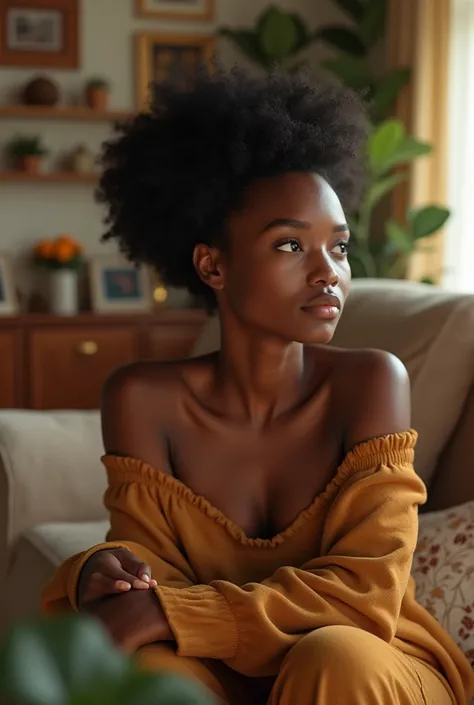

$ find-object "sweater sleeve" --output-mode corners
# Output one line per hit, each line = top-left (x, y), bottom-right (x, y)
(155, 431), (426, 677)
(41, 456), (195, 615)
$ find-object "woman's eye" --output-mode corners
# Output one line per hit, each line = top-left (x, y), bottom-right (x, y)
(331, 241), (349, 255)
(276, 240), (302, 253)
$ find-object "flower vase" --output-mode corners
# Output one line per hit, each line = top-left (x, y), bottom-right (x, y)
(50, 269), (78, 315)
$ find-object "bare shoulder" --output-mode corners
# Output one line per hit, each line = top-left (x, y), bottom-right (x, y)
(326, 346), (411, 452)
(101, 355), (214, 462)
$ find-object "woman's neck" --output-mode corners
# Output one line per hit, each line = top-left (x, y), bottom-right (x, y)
(214, 317), (306, 427)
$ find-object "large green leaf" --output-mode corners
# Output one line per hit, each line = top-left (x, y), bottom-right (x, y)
(382, 136), (432, 171)
(359, 0), (387, 47)
(370, 67), (411, 122)
(368, 119), (405, 173)
(316, 26), (367, 56)
(287, 12), (312, 50)
(364, 173), (406, 210)
(333, 0), (366, 21)
(218, 29), (270, 67)
(258, 7), (299, 60)
(0, 615), (129, 705)
(385, 219), (413, 254)
(408, 205), (450, 240)
(321, 54), (373, 89)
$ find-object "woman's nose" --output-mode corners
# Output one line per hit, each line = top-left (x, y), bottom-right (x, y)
(306, 253), (340, 288)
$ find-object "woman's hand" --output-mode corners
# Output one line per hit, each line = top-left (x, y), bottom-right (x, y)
(85, 589), (173, 653)
(77, 548), (157, 608)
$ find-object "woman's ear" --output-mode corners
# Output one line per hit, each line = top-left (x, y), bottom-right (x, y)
(193, 244), (225, 292)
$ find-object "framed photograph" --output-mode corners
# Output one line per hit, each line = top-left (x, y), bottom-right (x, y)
(89, 255), (153, 314)
(0, 255), (18, 315)
(0, 0), (79, 68)
(136, 31), (214, 108)
(135, 0), (214, 22)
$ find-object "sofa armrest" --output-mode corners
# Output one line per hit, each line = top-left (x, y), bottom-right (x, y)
(0, 410), (106, 581)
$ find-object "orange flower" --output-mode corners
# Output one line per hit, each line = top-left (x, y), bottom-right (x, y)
(34, 240), (55, 259)
(54, 241), (76, 262)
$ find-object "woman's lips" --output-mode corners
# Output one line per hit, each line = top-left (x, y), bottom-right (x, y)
(300, 305), (340, 320)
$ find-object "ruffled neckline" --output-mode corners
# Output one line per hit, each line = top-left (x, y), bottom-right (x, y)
(101, 430), (417, 550)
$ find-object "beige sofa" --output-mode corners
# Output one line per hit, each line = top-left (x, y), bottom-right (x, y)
(1, 279), (474, 634)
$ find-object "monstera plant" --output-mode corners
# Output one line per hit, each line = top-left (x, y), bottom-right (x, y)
(0, 614), (212, 705)
(219, 0), (450, 282)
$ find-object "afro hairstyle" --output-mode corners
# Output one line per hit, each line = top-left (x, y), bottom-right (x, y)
(97, 67), (367, 310)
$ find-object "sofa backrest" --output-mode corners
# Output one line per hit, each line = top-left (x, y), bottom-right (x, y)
(192, 280), (474, 511)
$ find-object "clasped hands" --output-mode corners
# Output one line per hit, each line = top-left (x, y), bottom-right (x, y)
(77, 548), (173, 653)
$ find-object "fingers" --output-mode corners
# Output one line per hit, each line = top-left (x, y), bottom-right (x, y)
(119, 553), (158, 588)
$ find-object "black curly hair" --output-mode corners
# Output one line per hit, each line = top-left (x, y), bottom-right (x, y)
(97, 68), (367, 310)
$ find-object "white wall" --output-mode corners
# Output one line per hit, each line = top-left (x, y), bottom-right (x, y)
(0, 0), (344, 301)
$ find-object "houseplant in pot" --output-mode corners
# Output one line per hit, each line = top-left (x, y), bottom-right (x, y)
(6, 135), (48, 175)
(34, 234), (85, 315)
(85, 77), (110, 110)
(0, 613), (213, 705)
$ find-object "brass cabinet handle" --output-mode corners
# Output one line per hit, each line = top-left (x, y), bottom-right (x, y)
(76, 341), (98, 356)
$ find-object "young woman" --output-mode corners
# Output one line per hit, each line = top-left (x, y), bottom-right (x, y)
(42, 70), (474, 705)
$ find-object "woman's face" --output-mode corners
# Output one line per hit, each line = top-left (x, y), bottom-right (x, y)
(198, 171), (351, 345)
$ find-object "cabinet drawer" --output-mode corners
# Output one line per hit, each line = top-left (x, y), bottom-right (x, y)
(29, 327), (138, 409)
(0, 330), (19, 407)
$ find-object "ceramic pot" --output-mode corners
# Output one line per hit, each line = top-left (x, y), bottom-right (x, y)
(50, 269), (78, 315)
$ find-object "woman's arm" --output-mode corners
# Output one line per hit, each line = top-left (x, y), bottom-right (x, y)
(41, 364), (196, 614)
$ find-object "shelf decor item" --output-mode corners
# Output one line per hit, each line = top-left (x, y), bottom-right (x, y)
(136, 32), (214, 109)
(22, 75), (60, 106)
(33, 234), (84, 315)
(0, 254), (18, 315)
(85, 77), (110, 111)
(89, 254), (153, 313)
(6, 135), (48, 174)
(135, 0), (214, 22)
(0, 0), (79, 69)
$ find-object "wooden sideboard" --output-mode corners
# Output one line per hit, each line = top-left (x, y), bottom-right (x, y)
(0, 309), (208, 410)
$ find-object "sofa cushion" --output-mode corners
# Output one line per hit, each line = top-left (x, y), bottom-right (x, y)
(412, 500), (474, 668)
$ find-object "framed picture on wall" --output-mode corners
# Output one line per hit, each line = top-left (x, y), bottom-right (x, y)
(0, 0), (79, 68)
(136, 31), (214, 109)
(89, 255), (153, 314)
(0, 254), (18, 315)
(135, 0), (214, 23)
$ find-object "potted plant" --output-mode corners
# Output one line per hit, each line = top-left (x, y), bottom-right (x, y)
(6, 135), (48, 175)
(85, 77), (110, 111)
(0, 613), (212, 705)
(34, 234), (85, 315)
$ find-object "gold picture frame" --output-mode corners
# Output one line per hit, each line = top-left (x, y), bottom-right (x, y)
(135, 0), (214, 23)
(136, 32), (215, 109)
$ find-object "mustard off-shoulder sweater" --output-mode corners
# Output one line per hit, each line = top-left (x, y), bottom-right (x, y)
(42, 431), (474, 705)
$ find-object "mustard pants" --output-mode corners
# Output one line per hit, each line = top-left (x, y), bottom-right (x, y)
(137, 626), (455, 705)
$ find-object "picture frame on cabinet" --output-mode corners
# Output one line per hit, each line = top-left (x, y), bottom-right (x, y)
(0, 0), (79, 69)
(89, 254), (153, 314)
(135, 0), (214, 22)
(136, 31), (215, 109)
(0, 254), (18, 315)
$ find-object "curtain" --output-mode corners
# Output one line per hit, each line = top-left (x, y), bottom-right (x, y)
(444, 0), (474, 292)
(386, 0), (451, 283)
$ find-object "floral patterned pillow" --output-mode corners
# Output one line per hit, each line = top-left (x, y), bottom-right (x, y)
(412, 500), (474, 668)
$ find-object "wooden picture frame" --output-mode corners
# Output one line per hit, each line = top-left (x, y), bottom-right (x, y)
(135, 0), (214, 23)
(0, 254), (18, 315)
(89, 255), (153, 314)
(136, 31), (214, 109)
(0, 0), (79, 69)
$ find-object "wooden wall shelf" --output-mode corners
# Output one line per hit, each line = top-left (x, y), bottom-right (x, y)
(0, 171), (98, 183)
(0, 106), (133, 122)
